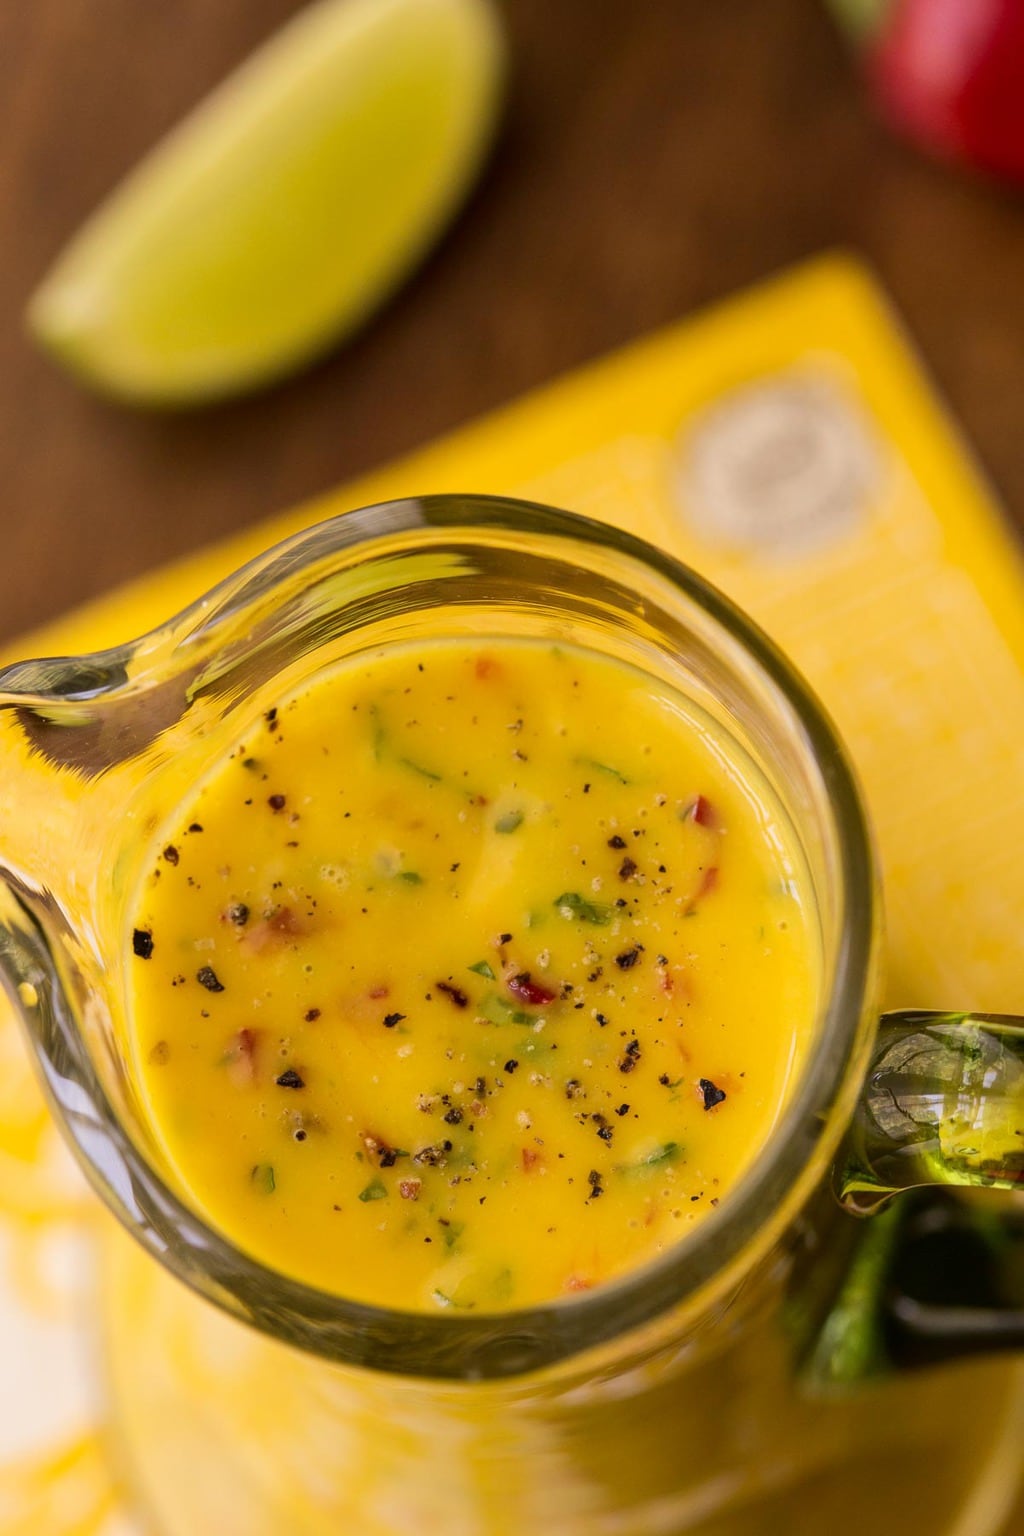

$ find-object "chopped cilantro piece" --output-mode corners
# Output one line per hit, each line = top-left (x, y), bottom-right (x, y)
(619, 1143), (682, 1175)
(478, 993), (535, 1026)
(398, 757), (442, 783)
(554, 891), (613, 925)
(358, 1180), (388, 1202)
(576, 757), (630, 785)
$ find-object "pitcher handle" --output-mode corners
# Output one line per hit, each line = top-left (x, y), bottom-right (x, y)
(803, 1011), (1024, 1387)
(838, 1010), (1024, 1214)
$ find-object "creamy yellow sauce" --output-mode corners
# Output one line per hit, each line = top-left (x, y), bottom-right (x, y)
(128, 639), (817, 1311)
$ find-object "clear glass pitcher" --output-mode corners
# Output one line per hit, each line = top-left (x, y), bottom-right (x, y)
(3, 496), (1024, 1536)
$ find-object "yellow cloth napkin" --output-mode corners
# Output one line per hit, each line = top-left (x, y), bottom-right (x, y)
(2, 253), (1024, 1532)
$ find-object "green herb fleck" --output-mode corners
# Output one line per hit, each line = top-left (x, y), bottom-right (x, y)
(478, 993), (534, 1027)
(620, 1142), (681, 1175)
(250, 1163), (276, 1195)
(576, 757), (630, 785)
(491, 1267), (515, 1302)
(369, 705), (386, 762)
(399, 757), (442, 783)
(555, 891), (613, 925)
(468, 959), (496, 980)
(398, 870), (424, 885)
(358, 1179), (388, 1203)
(494, 810), (524, 834)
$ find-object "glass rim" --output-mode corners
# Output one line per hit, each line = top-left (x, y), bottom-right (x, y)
(9, 494), (878, 1380)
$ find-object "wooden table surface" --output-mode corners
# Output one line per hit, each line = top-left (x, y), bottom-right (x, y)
(3, 0), (1024, 647)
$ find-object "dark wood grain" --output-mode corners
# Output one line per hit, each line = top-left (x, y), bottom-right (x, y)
(2, 0), (1024, 644)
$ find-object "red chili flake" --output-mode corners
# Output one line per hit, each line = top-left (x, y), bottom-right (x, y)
(689, 795), (717, 828)
(268, 794), (286, 811)
(226, 1027), (259, 1085)
(615, 945), (644, 971)
(607, 834), (627, 849)
(163, 845), (179, 865)
(132, 928), (154, 959)
(565, 1274), (593, 1291)
(368, 984), (390, 1000)
(383, 1012), (405, 1029)
(474, 655), (500, 680)
(698, 1077), (727, 1110)
(436, 981), (468, 1009)
(304, 1007), (321, 1022)
(521, 1147), (542, 1171)
(618, 857), (638, 881)
(197, 965), (225, 993)
(276, 1068), (305, 1089)
(148, 1040), (169, 1066)
(507, 972), (556, 1007)
(243, 907), (304, 954)
(697, 867), (719, 899)
(399, 1179), (422, 1201)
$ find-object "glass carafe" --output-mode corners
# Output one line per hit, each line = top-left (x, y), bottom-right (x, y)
(3, 496), (1024, 1536)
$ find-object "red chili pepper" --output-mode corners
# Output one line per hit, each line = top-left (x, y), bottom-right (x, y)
(507, 971), (557, 1007)
(840, 0), (1024, 185)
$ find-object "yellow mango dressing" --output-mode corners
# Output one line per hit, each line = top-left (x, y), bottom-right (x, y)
(127, 637), (817, 1312)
